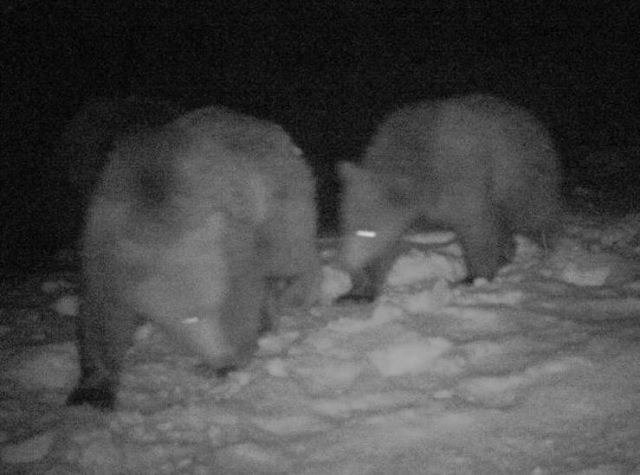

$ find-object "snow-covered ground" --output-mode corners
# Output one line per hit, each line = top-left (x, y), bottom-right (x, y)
(2, 212), (640, 474)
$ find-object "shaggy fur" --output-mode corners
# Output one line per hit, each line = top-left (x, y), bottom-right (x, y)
(67, 107), (320, 410)
(338, 94), (561, 299)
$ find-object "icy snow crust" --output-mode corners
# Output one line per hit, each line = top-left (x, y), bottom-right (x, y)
(2, 214), (640, 474)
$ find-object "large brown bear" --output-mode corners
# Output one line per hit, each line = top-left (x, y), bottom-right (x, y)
(337, 94), (561, 299)
(67, 106), (321, 410)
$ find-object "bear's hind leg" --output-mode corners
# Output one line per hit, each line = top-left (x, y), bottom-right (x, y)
(456, 210), (513, 283)
(67, 297), (136, 410)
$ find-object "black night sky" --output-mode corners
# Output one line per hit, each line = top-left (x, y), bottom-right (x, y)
(2, 1), (639, 270)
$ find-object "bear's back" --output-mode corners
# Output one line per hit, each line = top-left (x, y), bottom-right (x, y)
(89, 106), (314, 240)
(364, 94), (556, 174)
(173, 107), (313, 206)
(362, 95), (559, 207)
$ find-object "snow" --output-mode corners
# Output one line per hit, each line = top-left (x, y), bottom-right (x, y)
(2, 213), (640, 474)
(368, 336), (455, 376)
(386, 245), (467, 286)
(1, 432), (54, 464)
(50, 295), (79, 317)
(319, 264), (352, 304)
(2, 343), (79, 391)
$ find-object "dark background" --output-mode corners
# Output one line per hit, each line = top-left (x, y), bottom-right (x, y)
(2, 1), (639, 270)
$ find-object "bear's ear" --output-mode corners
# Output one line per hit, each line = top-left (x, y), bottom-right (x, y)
(337, 161), (369, 184)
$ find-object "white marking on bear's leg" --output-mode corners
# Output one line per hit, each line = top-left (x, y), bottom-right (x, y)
(356, 230), (377, 238)
(182, 317), (200, 324)
(339, 215), (407, 273)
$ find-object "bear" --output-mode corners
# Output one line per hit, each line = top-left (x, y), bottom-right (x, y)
(337, 94), (561, 300)
(60, 96), (184, 201)
(66, 106), (321, 410)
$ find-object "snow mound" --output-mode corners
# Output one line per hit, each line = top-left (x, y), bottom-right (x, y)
(548, 238), (639, 286)
(2, 343), (79, 391)
(386, 246), (466, 286)
(369, 335), (455, 376)
(50, 294), (79, 316)
(319, 264), (352, 304)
